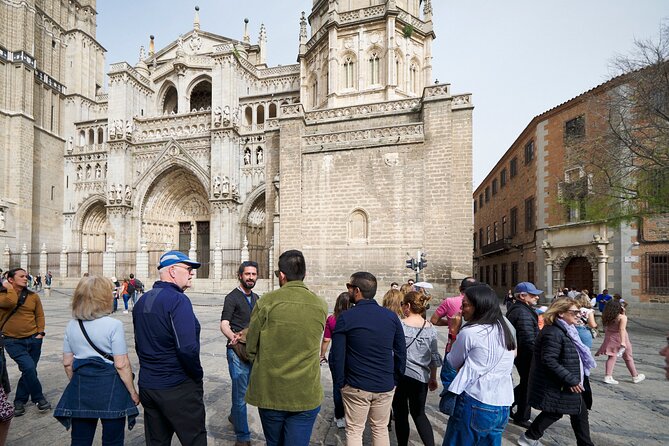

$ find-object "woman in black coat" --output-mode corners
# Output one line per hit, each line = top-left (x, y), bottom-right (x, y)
(518, 298), (597, 446)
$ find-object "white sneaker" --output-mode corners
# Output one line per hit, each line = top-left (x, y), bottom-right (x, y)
(517, 432), (542, 446)
(632, 373), (645, 384)
(335, 417), (346, 429)
(123, 310), (129, 314)
(603, 375), (619, 385)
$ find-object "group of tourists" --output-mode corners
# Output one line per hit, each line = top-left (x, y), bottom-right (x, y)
(0, 252), (666, 446)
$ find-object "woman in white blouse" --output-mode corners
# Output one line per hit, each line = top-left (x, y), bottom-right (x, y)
(443, 284), (517, 446)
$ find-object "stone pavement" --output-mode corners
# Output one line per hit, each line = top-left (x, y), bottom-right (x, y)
(5, 288), (669, 445)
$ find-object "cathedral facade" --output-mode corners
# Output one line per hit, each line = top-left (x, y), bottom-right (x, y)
(0, 0), (473, 293)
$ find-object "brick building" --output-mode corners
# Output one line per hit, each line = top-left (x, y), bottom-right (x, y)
(474, 74), (669, 313)
(0, 0), (473, 296)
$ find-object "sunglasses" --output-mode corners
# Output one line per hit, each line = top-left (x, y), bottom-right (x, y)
(346, 283), (359, 291)
(274, 270), (281, 278)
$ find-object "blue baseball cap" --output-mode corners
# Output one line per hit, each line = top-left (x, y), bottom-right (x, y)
(514, 282), (543, 295)
(157, 250), (201, 270)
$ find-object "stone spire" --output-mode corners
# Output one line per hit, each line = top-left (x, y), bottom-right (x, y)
(194, 6), (201, 30)
(299, 11), (307, 44)
(148, 35), (155, 57)
(243, 18), (250, 43)
(258, 23), (267, 65)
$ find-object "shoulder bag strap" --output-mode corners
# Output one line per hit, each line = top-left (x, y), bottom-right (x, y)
(405, 319), (427, 350)
(0, 288), (29, 333)
(77, 320), (114, 361)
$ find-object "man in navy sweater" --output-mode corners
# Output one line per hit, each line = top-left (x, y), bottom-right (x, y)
(133, 250), (206, 446)
(331, 271), (406, 446)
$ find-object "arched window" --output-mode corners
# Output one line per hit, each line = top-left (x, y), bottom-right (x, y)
(97, 128), (104, 144)
(79, 130), (86, 146)
(348, 209), (369, 242)
(257, 104), (265, 125)
(162, 85), (178, 114)
(190, 80), (212, 111)
(268, 103), (277, 118)
(244, 106), (253, 126)
(312, 78), (319, 108)
(395, 51), (403, 88)
(409, 62), (419, 94)
(343, 55), (355, 89)
(88, 129), (94, 145)
(369, 52), (380, 85)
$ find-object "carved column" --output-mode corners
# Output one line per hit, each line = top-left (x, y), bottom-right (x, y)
(541, 241), (553, 298)
(592, 235), (609, 293)
(20, 244), (28, 270)
(2, 246), (10, 271)
(240, 236), (249, 263)
(136, 240), (149, 281)
(59, 246), (68, 278)
(189, 238), (197, 279)
(103, 238), (116, 279)
(81, 243), (89, 276)
(213, 240), (222, 280)
(39, 244), (47, 277)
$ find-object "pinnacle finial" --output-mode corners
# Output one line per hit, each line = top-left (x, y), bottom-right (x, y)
(194, 6), (201, 30)
(243, 18), (250, 43)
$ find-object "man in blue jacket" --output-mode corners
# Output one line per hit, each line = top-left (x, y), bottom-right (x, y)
(133, 250), (206, 446)
(330, 271), (406, 446)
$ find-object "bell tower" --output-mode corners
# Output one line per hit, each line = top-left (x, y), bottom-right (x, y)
(299, 0), (434, 110)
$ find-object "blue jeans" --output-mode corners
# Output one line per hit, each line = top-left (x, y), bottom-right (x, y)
(258, 405), (320, 446)
(71, 417), (125, 446)
(443, 392), (509, 446)
(575, 325), (593, 349)
(227, 347), (251, 441)
(122, 294), (130, 310)
(4, 335), (45, 404)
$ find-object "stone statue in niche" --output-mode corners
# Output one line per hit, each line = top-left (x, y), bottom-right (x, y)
(244, 148), (251, 165)
(213, 106), (222, 126)
(223, 106), (231, 126)
(76, 166), (83, 181)
(221, 176), (230, 195)
(109, 183), (116, 202)
(85, 164), (91, 179)
(125, 185), (132, 203)
(125, 120), (133, 138)
(67, 136), (73, 153)
(95, 164), (102, 179)
(114, 120), (124, 137)
(256, 148), (264, 164)
(231, 183), (240, 200)
(212, 175), (222, 197)
(232, 107), (240, 128)
(117, 184), (123, 203)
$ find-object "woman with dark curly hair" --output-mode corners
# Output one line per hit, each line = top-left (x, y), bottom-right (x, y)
(595, 299), (645, 385)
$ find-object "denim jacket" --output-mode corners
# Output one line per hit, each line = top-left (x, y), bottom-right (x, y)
(54, 357), (138, 429)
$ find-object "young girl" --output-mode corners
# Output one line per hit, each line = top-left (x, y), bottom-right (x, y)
(595, 300), (645, 384)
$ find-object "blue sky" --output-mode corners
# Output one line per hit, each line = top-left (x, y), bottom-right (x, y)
(96, 1), (669, 186)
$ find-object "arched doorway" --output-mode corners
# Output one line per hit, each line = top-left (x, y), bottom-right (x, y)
(246, 194), (268, 278)
(564, 257), (593, 292)
(80, 202), (107, 252)
(141, 167), (211, 278)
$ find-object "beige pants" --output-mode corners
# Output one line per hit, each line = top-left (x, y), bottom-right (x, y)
(341, 384), (395, 446)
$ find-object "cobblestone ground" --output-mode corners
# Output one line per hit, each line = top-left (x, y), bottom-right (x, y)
(5, 288), (669, 445)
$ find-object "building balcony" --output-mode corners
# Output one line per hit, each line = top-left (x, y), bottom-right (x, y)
(481, 238), (512, 256)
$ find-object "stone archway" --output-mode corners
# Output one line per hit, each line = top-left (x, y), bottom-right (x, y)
(141, 166), (211, 278)
(245, 193), (268, 278)
(552, 248), (599, 294)
(80, 201), (107, 252)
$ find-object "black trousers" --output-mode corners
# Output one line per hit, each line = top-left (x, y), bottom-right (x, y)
(391, 375), (434, 446)
(512, 356), (532, 422)
(526, 395), (594, 446)
(139, 378), (207, 446)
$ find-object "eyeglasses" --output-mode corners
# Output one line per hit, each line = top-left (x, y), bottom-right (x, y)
(172, 264), (194, 274)
(274, 270), (281, 278)
(346, 283), (359, 292)
(566, 309), (580, 315)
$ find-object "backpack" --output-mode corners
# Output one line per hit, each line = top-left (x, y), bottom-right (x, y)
(127, 280), (136, 295)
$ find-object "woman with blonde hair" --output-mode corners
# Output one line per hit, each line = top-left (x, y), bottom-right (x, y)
(596, 299), (644, 385)
(574, 295), (597, 349)
(519, 298), (596, 446)
(382, 288), (404, 319)
(392, 291), (440, 446)
(54, 276), (139, 445)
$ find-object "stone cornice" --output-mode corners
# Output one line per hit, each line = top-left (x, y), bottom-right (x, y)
(303, 123), (424, 152)
(305, 98), (421, 124)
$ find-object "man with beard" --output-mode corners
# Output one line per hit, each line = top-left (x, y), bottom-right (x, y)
(220, 261), (260, 446)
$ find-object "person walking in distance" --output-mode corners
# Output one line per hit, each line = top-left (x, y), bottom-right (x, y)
(132, 251), (207, 446)
(506, 282), (541, 428)
(0, 268), (51, 417)
(245, 250), (328, 446)
(330, 271), (406, 446)
(220, 261), (260, 446)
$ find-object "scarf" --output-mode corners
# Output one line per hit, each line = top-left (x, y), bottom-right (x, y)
(557, 318), (597, 381)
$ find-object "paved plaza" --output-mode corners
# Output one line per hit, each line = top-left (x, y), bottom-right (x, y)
(4, 287), (669, 445)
